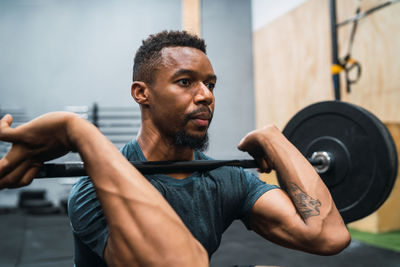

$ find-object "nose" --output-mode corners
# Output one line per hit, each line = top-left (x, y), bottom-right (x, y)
(194, 82), (214, 105)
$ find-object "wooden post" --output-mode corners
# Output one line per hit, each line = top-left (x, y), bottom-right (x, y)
(182, 0), (201, 36)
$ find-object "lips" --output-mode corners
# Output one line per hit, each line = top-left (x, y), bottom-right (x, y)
(192, 113), (211, 120)
(192, 118), (209, 127)
(189, 112), (211, 127)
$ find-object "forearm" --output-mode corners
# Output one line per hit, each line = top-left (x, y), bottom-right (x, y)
(257, 127), (349, 246)
(67, 116), (207, 266)
(264, 132), (331, 221)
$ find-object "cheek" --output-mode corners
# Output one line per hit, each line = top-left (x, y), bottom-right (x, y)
(161, 97), (187, 115)
(150, 87), (195, 123)
(164, 94), (192, 114)
(152, 98), (187, 126)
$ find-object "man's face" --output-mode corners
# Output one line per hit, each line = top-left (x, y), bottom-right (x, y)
(147, 46), (216, 150)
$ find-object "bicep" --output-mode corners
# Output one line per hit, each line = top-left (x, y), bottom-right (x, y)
(248, 188), (314, 251)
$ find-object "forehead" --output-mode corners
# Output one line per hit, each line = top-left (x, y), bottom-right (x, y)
(159, 46), (214, 74)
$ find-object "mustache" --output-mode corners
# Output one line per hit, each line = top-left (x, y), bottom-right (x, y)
(184, 106), (213, 124)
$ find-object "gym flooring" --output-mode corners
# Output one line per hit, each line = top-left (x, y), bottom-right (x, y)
(1, 211), (399, 267)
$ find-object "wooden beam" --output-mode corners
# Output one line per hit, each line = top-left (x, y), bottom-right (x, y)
(182, 0), (201, 36)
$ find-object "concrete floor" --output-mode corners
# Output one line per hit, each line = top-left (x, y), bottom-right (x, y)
(0, 212), (73, 267)
(1, 211), (399, 267)
(211, 221), (400, 267)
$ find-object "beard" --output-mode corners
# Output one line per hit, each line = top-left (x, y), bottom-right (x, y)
(174, 130), (209, 151)
(173, 106), (212, 151)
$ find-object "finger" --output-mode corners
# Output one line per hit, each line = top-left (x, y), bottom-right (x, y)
(237, 132), (262, 154)
(0, 155), (14, 178)
(0, 114), (17, 142)
(237, 134), (250, 151)
(255, 158), (271, 173)
(0, 159), (32, 189)
(7, 165), (40, 188)
(1, 114), (13, 126)
(0, 145), (27, 178)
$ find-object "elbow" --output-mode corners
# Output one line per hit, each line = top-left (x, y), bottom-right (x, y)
(311, 227), (351, 256)
(327, 230), (351, 255)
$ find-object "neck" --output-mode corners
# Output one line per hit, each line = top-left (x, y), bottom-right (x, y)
(136, 124), (196, 180)
(136, 125), (195, 162)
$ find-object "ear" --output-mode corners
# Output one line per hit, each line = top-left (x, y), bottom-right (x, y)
(131, 81), (149, 105)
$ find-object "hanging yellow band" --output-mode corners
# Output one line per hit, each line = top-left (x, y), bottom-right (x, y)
(347, 58), (356, 64)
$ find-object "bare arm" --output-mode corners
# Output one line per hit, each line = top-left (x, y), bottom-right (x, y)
(0, 113), (208, 267)
(238, 125), (350, 255)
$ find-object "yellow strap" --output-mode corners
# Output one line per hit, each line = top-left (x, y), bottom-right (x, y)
(347, 58), (356, 64)
(331, 64), (344, 74)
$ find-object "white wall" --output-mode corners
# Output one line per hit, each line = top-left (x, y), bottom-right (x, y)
(0, 0), (181, 118)
(0, 0), (181, 207)
(203, 0), (255, 159)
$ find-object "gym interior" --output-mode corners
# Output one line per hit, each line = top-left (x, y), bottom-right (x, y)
(0, 0), (399, 266)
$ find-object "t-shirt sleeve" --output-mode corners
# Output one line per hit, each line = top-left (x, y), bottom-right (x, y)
(68, 177), (109, 259)
(240, 169), (279, 228)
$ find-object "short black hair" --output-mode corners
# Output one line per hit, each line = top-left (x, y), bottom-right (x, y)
(132, 30), (207, 84)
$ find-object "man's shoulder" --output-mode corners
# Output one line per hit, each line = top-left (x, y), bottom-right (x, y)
(194, 150), (212, 160)
(68, 177), (102, 231)
(68, 176), (95, 202)
(196, 151), (279, 193)
(195, 151), (254, 186)
(68, 177), (109, 261)
(196, 150), (250, 172)
(120, 139), (141, 160)
(69, 176), (95, 199)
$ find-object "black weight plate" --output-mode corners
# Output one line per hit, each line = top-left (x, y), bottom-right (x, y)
(278, 101), (397, 223)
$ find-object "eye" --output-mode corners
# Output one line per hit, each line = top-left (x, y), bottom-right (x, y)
(204, 82), (215, 91)
(177, 78), (191, 87)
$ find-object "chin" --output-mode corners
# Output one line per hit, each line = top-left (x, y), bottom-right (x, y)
(174, 130), (209, 151)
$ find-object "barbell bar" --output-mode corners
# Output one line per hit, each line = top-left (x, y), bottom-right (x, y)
(35, 156), (327, 178)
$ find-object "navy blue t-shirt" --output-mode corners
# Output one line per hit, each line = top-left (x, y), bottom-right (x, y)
(68, 140), (278, 266)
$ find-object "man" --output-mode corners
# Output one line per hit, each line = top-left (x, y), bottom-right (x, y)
(0, 31), (350, 267)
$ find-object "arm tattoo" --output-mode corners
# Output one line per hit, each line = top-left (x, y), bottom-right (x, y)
(287, 182), (321, 220)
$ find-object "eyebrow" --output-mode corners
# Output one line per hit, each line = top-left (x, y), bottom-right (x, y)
(171, 69), (217, 82)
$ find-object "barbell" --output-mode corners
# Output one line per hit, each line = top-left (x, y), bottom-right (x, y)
(34, 101), (398, 224)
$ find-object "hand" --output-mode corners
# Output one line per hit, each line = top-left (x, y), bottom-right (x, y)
(0, 112), (77, 189)
(237, 125), (282, 173)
